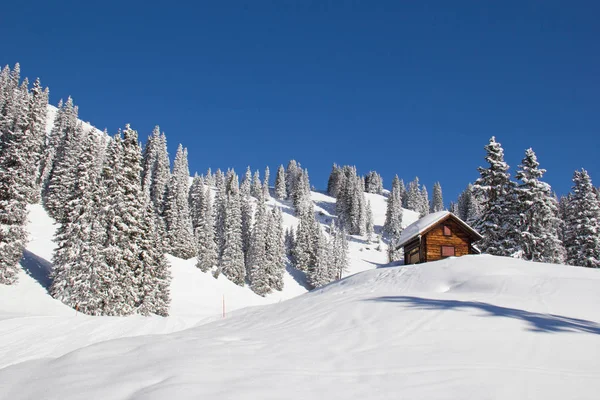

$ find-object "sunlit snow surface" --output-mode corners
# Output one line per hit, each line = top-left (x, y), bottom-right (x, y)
(1, 107), (598, 399)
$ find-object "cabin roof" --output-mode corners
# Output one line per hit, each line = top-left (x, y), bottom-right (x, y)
(396, 211), (483, 248)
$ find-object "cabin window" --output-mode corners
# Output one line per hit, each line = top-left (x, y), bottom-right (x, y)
(443, 225), (452, 236)
(441, 246), (455, 257)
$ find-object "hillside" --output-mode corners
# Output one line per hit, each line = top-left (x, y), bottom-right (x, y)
(2, 255), (600, 399)
(1, 105), (598, 399)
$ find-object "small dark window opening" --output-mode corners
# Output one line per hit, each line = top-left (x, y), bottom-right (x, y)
(441, 246), (455, 257)
(443, 225), (452, 236)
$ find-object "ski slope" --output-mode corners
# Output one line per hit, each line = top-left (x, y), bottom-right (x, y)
(2, 255), (600, 399)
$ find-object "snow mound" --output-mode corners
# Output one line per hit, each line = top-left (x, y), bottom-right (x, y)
(2, 256), (600, 399)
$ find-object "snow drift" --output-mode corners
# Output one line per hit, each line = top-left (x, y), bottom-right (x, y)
(1, 255), (600, 399)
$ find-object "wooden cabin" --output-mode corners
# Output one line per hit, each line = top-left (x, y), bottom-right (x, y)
(396, 211), (482, 265)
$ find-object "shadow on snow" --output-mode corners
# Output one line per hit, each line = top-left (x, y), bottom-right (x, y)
(20, 249), (53, 291)
(366, 296), (600, 335)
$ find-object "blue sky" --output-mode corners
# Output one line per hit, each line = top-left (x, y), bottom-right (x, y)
(2, 1), (598, 203)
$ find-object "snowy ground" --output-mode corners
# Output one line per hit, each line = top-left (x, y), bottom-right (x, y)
(2, 254), (600, 399)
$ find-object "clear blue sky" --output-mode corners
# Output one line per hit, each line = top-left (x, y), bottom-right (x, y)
(2, 1), (598, 203)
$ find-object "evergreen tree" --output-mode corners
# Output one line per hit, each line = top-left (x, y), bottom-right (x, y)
(43, 98), (81, 221)
(365, 171), (384, 194)
(514, 149), (565, 263)
(163, 145), (196, 259)
(219, 171), (246, 284)
(383, 175), (404, 239)
(285, 226), (295, 259)
(292, 208), (317, 272)
(21, 77), (48, 203)
(406, 177), (422, 213)
(419, 184), (430, 217)
(365, 200), (374, 242)
(307, 229), (331, 289)
(286, 160), (301, 199)
(0, 67), (31, 284)
(431, 182), (444, 213)
(99, 128), (145, 315)
(329, 222), (349, 280)
(196, 185), (219, 272)
(327, 163), (343, 197)
(564, 169), (600, 268)
(248, 198), (269, 295)
(240, 166), (251, 197)
(205, 167), (215, 187)
(141, 126), (170, 223)
(188, 174), (205, 235)
(274, 164), (287, 200)
(251, 170), (262, 198)
(263, 166), (270, 200)
(240, 190), (253, 269)
(473, 137), (520, 256)
(293, 169), (312, 217)
(136, 195), (172, 316)
(266, 207), (286, 291)
(457, 184), (482, 225)
(50, 131), (108, 313)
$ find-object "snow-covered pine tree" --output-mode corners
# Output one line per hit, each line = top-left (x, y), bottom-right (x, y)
(163, 144), (196, 259)
(21, 77), (48, 203)
(240, 188), (253, 269)
(98, 127), (147, 315)
(406, 177), (422, 213)
(213, 168), (227, 254)
(0, 67), (32, 284)
(263, 166), (270, 200)
(219, 171), (246, 285)
(365, 200), (374, 242)
(247, 197), (269, 295)
(329, 222), (349, 280)
(285, 226), (295, 259)
(214, 168), (224, 189)
(431, 182), (444, 213)
(383, 175), (403, 239)
(50, 130), (108, 313)
(286, 160), (301, 199)
(327, 163), (343, 197)
(457, 184), (482, 225)
(292, 206), (317, 272)
(196, 185), (219, 272)
(43, 98), (81, 221)
(307, 228), (332, 289)
(266, 207), (285, 291)
(449, 201), (459, 215)
(251, 170), (262, 199)
(473, 137), (520, 256)
(205, 167), (214, 187)
(419, 184), (430, 217)
(514, 149), (565, 263)
(365, 171), (384, 194)
(136, 194), (172, 316)
(274, 164), (287, 200)
(141, 127), (171, 220)
(293, 169), (312, 217)
(188, 174), (205, 236)
(240, 166), (251, 197)
(564, 169), (600, 268)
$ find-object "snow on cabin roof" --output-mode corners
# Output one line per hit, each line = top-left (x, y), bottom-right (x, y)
(395, 211), (482, 248)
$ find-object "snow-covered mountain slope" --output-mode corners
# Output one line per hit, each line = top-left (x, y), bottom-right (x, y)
(0, 188), (417, 369)
(2, 255), (600, 399)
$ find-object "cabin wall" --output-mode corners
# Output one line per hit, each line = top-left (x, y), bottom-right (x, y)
(424, 219), (472, 262)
